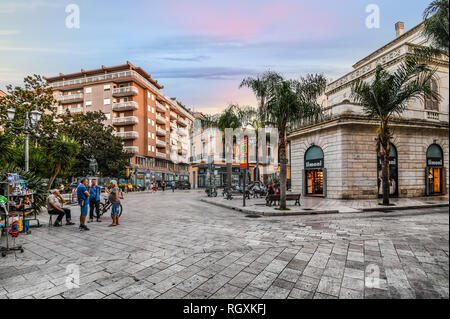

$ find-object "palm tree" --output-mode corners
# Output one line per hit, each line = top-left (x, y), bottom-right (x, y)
(240, 72), (283, 183)
(351, 57), (439, 205)
(45, 134), (79, 191)
(416, 0), (449, 60)
(0, 133), (18, 167)
(266, 75), (326, 209)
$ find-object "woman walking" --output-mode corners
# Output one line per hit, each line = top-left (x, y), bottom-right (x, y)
(108, 180), (123, 227)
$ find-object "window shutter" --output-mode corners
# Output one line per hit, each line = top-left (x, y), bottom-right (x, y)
(323, 168), (327, 198)
(425, 167), (430, 196)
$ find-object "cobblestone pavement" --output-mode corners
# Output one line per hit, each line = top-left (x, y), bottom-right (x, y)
(0, 191), (448, 299)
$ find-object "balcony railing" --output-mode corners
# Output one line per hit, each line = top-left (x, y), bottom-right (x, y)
(156, 126), (167, 136)
(56, 93), (84, 103)
(57, 107), (83, 115)
(177, 117), (188, 127)
(170, 122), (177, 130)
(156, 102), (168, 113)
(170, 133), (178, 141)
(156, 114), (166, 124)
(156, 139), (167, 148)
(426, 111), (440, 121)
(124, 146), (139, 154)
(112, 86), (138, 96)
(170, 112), (178, 120)
(112, 101), (138, 112)
(115, 131), (139, 140)
(178, 128), (188, 136)
(112, 116), (139, 126)
(156, 151), (166, 158)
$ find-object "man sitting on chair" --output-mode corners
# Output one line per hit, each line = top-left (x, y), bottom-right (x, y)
(47, 189), (75, 227)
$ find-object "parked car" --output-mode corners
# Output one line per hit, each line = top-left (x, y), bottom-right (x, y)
(176, 181), (191, 190)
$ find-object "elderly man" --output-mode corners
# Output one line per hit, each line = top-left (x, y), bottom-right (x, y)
(47, 189), (75, 227)
(76, 178), (91, 231)
(89, 178), (102, 223)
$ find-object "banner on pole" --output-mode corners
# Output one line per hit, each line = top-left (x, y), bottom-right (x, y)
(240, 136), (248, 168)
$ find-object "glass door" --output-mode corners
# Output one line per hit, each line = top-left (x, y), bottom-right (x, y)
(428, 168), (442, 194)
(306, 169), (324, 196)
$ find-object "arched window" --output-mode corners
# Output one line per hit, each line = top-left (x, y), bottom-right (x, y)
(424, 79), (439, 111)
(427, 144), (443, 161)
(305, 146), (324, 163)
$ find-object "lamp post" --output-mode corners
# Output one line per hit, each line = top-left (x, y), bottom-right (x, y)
(6, 102), (42, 172)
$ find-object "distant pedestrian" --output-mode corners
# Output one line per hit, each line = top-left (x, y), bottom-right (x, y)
(108, 180), (123, 227)
(171, 182), (175, 192)
(76, 178), (90, 231)
(162, 180), (166, 192)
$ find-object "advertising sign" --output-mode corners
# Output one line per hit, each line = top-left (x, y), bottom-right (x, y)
(240, 137), (248, 168)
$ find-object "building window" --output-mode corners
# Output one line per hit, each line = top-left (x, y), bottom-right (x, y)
(425, 79), (439, 111)
(152, 133), (155, 139)
(105, 113), (110, 120)
(104, 98), (111, 105)
(85, 87), (92, 94)
(104, 84), (111, 91)
(85, 101), (92, 107)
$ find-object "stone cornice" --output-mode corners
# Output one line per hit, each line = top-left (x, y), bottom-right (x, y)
(326, 43), (449, 96)
(288, 114), (449, 140)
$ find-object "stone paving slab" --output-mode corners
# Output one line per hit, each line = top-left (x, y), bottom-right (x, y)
(0, 191), (448, 299)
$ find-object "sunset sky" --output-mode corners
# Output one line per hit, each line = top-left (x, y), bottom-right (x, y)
(0, 0), (429, 114)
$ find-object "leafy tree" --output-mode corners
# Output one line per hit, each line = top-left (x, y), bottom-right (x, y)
(266, 75), (326, 209)
(45, 134), (79, 190)
(60, 111), (131, 178)
(351, 57), (439, 205)
(0, 132), (18, 167)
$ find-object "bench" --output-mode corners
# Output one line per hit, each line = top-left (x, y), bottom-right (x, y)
(266, 194), (301, 207)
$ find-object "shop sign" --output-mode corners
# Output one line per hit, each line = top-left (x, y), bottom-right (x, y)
(378, 157), (396, 166)
(427, 158), (443, 167)
(305, 159), (323, 169)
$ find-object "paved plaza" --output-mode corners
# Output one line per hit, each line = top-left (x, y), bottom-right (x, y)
(0, 190), (448, 299)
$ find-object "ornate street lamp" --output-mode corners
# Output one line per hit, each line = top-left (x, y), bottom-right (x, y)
(6, 102), (42, 172)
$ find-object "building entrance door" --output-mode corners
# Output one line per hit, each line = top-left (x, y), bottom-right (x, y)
(428, 168), (442, 194)
(304, 146), (326, 197)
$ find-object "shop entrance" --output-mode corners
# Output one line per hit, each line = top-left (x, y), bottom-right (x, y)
(304, 146), (326, 197)
(426, 144), (445, 195)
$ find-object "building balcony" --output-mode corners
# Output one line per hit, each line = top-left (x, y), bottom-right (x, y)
(57, 107), (83, 115)
(112, 116), (139, 126)
(170, 133), (178, 141)
(425, 111), (440, 121)
(170, 122), (177, 130)
(115, 131), (139, 140)
(156, 151), (166, 159)
(156, 126), (167, 136)
(112, 101), (138, 112)
(112, 86), (138, 97)
(156, 102), (168, 113)
(156, 139), (167, 148)
(156, 114), (166, 124)
(177, 117), (188, 127)
(56, 93), (84, 104)
(170, 111), (178, 120)
(178, 128), (188, 136)
(124, 146), (139, 154)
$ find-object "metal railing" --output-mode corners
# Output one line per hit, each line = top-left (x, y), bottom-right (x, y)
(112, 101), (138, 111)
(56, 93), (83, 101)
(112, 116), (139, 125)
(116, 131), (139, 139)
(112, 86), (138, 95)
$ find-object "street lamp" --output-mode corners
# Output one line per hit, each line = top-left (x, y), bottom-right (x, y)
(6, 103), (42, 172)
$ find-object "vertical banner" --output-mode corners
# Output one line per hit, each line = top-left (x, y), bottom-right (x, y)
(240, 137), (248, 169)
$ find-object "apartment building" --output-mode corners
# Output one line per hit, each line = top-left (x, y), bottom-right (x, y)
(0, 89), (6, 97)
(44, 62), (194, 185)
(188, 113), (287, 188)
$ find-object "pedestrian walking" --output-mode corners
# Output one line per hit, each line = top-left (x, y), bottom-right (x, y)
(88, 178), (102, 223)
(171, 181), (175, 192)
(108, 180), (123, 227)
(162, 180), (166, 192)
(152, 182), (157, 193)
(76, 178), (90, 231)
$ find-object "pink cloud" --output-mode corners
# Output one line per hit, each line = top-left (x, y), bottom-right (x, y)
(164, 0), (338, 40)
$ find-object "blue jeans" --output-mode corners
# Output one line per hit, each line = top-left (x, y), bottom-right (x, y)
(112, 203), (121, 216)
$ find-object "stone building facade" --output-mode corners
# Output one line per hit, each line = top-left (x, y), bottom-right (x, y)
(289, 22), (449, 199)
